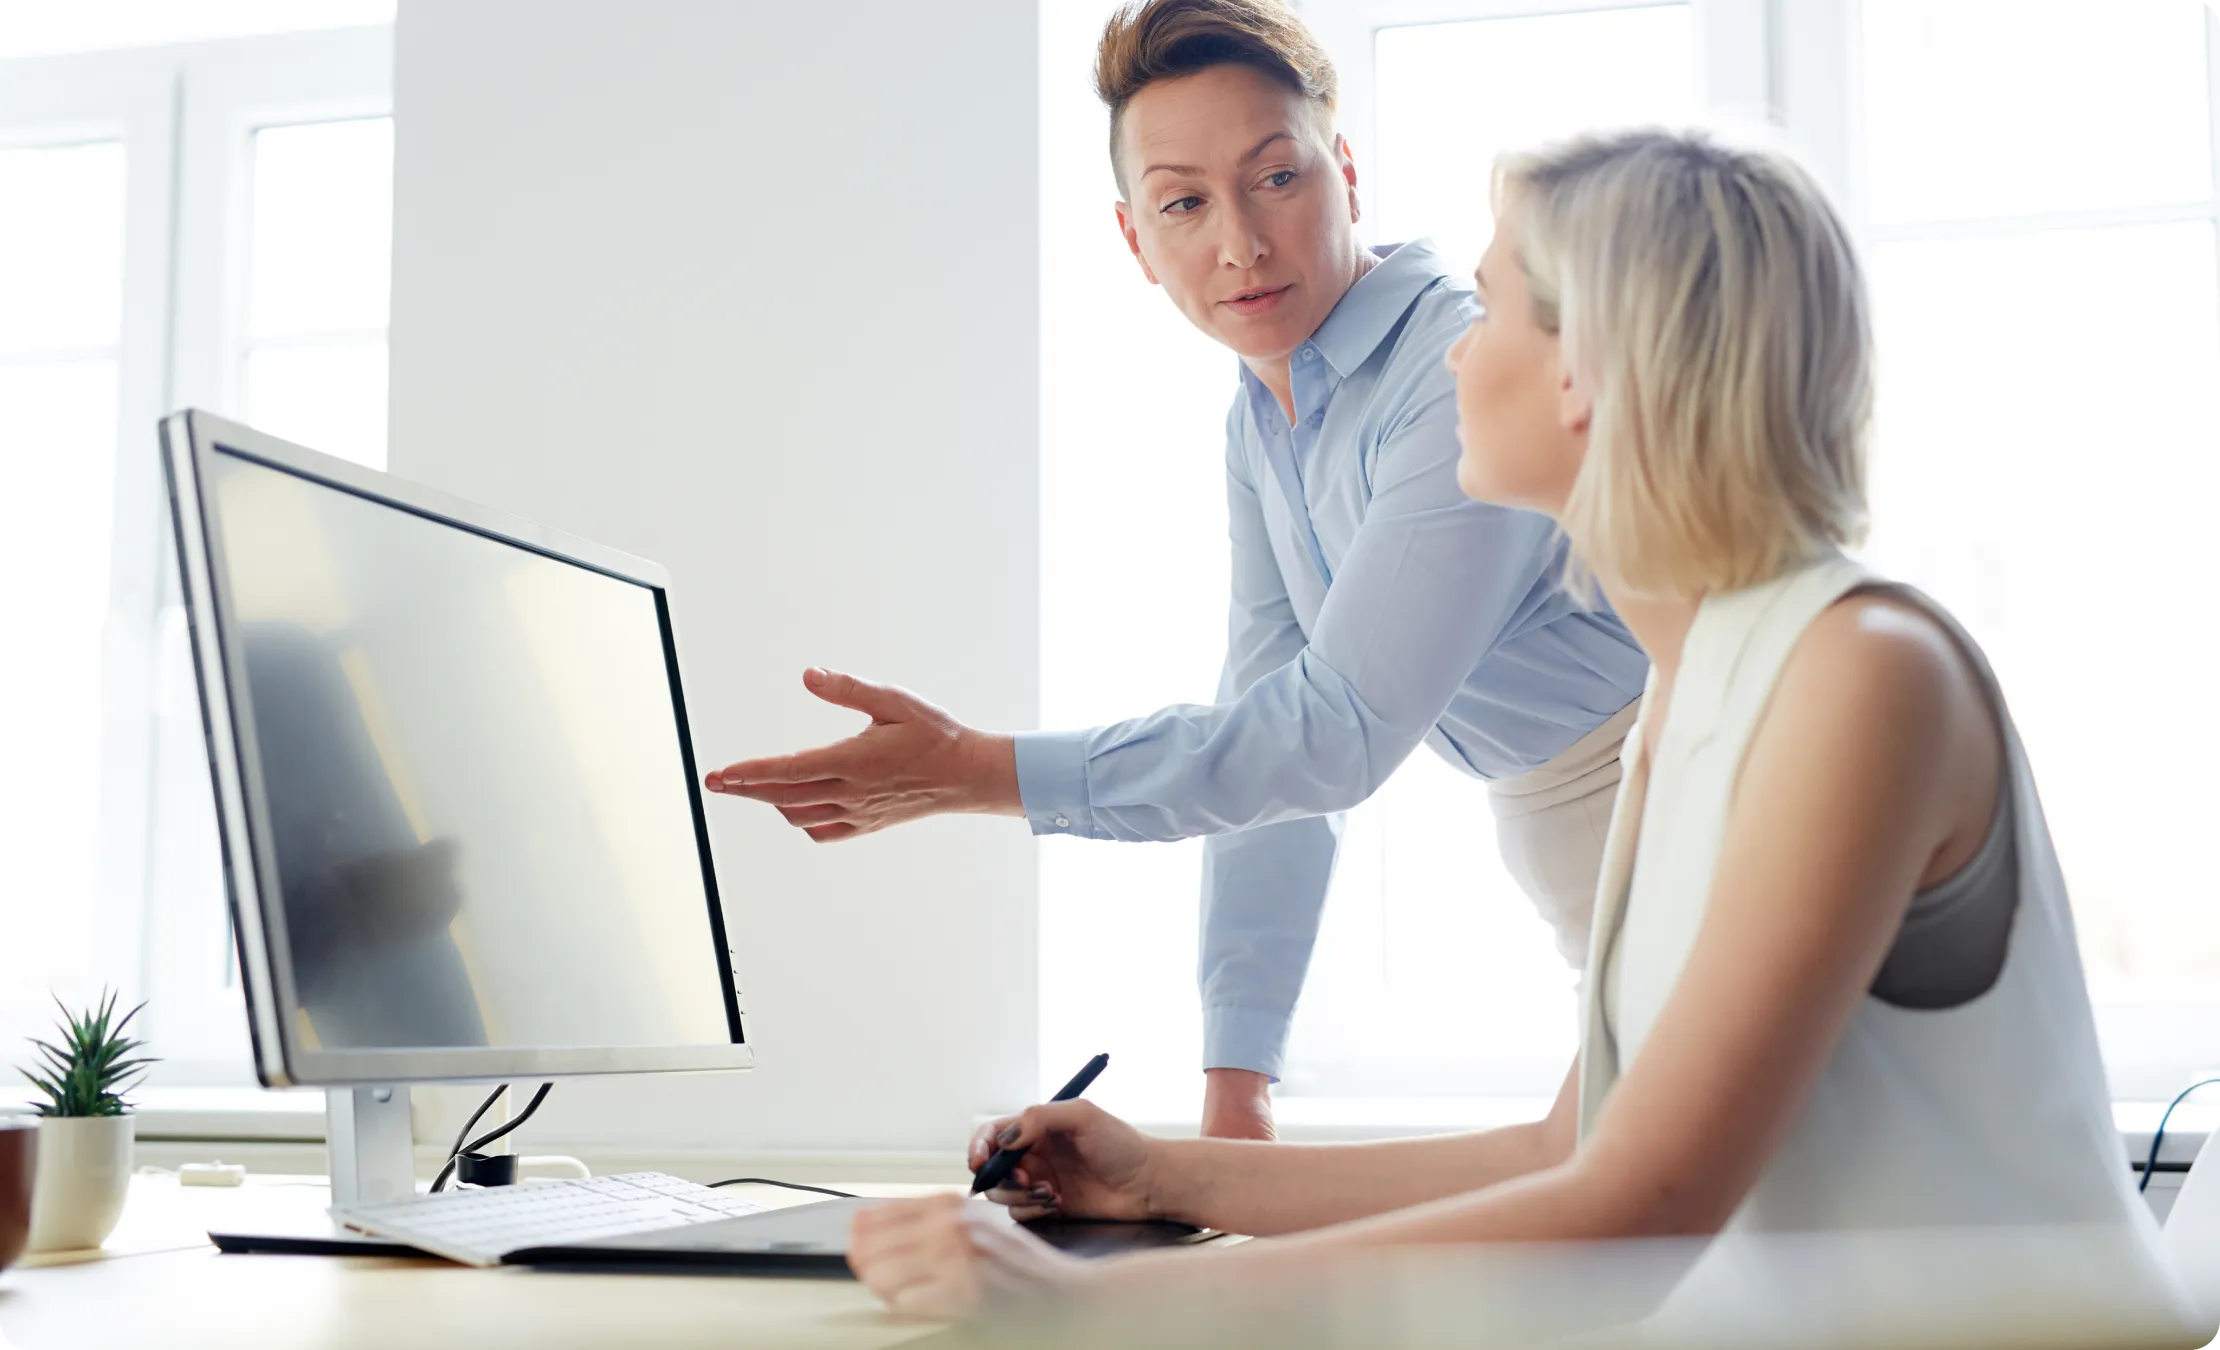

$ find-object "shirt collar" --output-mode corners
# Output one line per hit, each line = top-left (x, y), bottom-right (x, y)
(1309, 239), (1453, 379)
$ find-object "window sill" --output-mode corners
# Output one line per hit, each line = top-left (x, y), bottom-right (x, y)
(1127, 1095), (1557, 1141)
(21, 1091), (2214, 1164)
(0, 1087), (334, 1142)
(1129, 1098), (2216, 1164)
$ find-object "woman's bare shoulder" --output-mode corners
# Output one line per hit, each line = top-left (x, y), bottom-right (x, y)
(1785, 591), (1982, 726)
(1762, 590), (1998, 837)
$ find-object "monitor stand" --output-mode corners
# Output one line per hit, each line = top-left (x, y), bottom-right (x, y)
(206, 1086), (437, 1259)
(327, 1085), (414, 1207)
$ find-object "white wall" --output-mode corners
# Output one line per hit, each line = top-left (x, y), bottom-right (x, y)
(387, 0), (1039, 1156)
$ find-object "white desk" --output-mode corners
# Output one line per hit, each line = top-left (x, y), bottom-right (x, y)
(0, 1175), (946, 1350)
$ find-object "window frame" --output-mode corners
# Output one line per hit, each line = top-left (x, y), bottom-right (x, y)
(0, 26), (392, 1090)
(0, 48), (181, 1025)
(1303, 0), (1777, 258)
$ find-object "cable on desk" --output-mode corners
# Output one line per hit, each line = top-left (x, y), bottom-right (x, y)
(2139, 1077), (2220, 1193)
(707, 1177), (858, 1199)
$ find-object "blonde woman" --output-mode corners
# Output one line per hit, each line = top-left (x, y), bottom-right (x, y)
(843, 129), (2179, 1323)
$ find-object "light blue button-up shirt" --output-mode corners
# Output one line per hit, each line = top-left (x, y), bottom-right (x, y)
(1013, 240), (1649, 1078)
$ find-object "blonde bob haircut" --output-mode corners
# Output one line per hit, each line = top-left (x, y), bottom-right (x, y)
(1494, 128), (1873, 598)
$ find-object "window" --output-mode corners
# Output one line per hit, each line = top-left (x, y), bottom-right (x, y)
(239, 117), (394, 471)
(1369, 5), (1698, 270)
(0, 140), (129, 1060)
(1041, 0), (2220, 1113)
(0, 19), (393, 1085)
(1855, 0), (2220, 1099)
(1284, 1), (1701, 1103)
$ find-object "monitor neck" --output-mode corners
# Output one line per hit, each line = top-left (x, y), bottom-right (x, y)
(326, 1086), (414, 1206)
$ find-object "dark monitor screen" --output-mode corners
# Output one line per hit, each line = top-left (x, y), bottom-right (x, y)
(206, 446), (735, 1057)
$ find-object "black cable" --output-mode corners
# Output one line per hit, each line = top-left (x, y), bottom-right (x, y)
(2138, 1077), (2220, 1193)
(432, 1084), (510, 1193)
(458, 1082), (553, 1157)
(707, 1177), (858, 1199)
(432, 1082), (554, 1192)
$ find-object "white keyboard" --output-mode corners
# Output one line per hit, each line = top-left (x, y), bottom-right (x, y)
(332, 1172), (769, 1267)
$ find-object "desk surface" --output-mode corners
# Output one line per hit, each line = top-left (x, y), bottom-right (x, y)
(0, 1174), (946, 1350)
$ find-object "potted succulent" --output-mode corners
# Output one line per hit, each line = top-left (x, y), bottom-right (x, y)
(18, 991), (153, 1252)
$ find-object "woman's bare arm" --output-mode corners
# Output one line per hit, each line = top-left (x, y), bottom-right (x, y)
(1146, 1058), (1579, 1235)
(1116, 596), (2002, 1272)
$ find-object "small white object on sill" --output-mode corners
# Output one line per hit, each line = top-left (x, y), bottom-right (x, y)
(178, 1161), (247, 1187)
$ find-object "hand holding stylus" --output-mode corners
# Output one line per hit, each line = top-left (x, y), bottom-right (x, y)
(973, 1053), (1109, 1196)
(966, 1056), (1163, 1223)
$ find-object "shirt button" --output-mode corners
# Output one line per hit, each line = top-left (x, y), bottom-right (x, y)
(1053, 815), (1070, 829)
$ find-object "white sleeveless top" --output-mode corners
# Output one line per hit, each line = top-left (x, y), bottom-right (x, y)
(1577, 555), (2169, 1250)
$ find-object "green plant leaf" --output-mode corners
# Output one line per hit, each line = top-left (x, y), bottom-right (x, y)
(18, 988), (159, 1117)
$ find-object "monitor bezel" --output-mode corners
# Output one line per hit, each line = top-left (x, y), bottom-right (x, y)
(159, 409), (752, 1086)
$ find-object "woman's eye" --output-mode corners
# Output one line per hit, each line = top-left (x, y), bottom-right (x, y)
(1162, 195), (1203, 215)
(1265, 170), (1298, 189)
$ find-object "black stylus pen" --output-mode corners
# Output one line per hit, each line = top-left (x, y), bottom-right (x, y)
(971, 1053), (1109, 1196)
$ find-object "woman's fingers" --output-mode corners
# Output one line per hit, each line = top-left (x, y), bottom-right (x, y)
(706, 744), (852, 789)
(963, 1201), (1084, 1294)
(1001, 1099), (1101, 1152)
(849, 1195), (983, 1320)
(970, 1115), (1023, 1170)
(984, 1179), (1058, 1215)
(858, 1249), (970, 1319)
(1001, 1198), (1059, 1222)
(850, 1199), (946, 1277)
(776, 803), (850, 829)
(800, 668), (923, 722)
(717, 776), (849, 807)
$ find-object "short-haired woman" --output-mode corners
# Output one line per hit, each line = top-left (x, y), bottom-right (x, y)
(843, 129), (2183, 1328)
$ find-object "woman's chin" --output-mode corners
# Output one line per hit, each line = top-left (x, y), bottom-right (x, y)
(1457, 455), (1562, 517)
(1456, 456), (1508, 505)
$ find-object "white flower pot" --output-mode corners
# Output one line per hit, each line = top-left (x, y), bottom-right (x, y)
(26, 1114), (133, 1253)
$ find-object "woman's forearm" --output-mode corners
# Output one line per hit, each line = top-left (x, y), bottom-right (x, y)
(1093, 1158), (1662, 1311)
(1149, 1117), (1563, 1236)
(1148, 1059), (1579, 1236)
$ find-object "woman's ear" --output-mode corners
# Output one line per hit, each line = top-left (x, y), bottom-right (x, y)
(1558, 366), (1594, 437)
(1335, 134), (1360, 223)
(1113, 201), (1161, 287)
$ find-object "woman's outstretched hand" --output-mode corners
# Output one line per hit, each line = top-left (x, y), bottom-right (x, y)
(704, 668), (1022, 841)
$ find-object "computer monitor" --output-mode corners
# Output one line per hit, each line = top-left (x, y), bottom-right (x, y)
(159, 410), (749, 1204)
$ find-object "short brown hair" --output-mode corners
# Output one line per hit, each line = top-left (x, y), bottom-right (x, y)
(1094, 0), (1337, 196)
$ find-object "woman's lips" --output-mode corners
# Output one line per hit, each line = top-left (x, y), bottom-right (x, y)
(1221, 284), (1292, 317)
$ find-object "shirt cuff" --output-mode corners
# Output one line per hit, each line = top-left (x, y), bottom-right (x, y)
(1011, 730), (1095, 838)
(1203, 1003), (1293, 1082)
